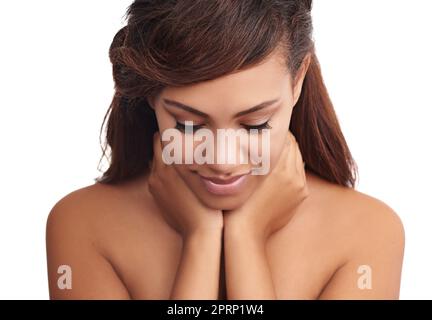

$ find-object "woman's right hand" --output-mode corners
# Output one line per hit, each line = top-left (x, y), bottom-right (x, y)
(148, 132), (223, 238)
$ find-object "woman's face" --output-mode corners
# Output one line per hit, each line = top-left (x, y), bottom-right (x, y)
(150, 51), (309, 210)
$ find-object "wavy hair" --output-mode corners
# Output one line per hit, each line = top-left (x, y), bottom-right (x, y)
(97, 0), (358, 187)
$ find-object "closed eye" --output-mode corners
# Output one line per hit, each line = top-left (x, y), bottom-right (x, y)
(174, 120), (272, 133)
(175, 121), (205, 133)
(242, 121), (272, 131)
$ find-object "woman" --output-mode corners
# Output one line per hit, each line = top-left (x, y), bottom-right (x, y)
(46, 0), (405, 299)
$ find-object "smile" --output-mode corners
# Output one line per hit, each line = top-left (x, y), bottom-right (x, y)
(199, 173), (248, 195)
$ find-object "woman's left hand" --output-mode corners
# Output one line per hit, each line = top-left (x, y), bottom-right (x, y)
(224, 130), (309, 241)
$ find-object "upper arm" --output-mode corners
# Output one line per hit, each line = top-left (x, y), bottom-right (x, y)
(318, 196), (405, 299)
(46, 191), (131, 299)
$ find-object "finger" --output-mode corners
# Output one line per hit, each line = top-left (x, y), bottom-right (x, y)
(293, 140), (307, 184)
(294, 139), (303, 175)
(273, 135), (290, 173)
(274, 130), (295, 172)
(285, 131), (299, 174)
(287, 130), (296, 145)
(152, 131), (165, 171)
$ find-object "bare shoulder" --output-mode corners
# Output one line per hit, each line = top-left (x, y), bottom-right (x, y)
(45, 175), (171, 299)
(303, 173), (405, 299)
(46, 174), (167, 240)
(47, 177), (155, 232)
(312, 174), (405, 253)
(47, 183), (115, 229)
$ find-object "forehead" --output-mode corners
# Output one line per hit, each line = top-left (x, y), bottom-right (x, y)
(161, 52), (291, 114)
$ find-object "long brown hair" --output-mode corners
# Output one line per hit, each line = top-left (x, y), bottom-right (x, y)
(97, 0), (357, 187)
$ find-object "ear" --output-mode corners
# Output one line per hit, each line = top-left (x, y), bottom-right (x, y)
(292, 53), (312, 107)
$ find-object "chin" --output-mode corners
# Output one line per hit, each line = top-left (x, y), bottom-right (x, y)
(195, 192), (251, 211)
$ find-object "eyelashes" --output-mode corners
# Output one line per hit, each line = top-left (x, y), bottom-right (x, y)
(242, 122), (272, 131)
(174, 121), (272, 133)
(175, 121), (205, 133)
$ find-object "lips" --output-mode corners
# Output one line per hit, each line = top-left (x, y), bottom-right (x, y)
(203, 175), (245, 184)
(199, 173), (248, 195)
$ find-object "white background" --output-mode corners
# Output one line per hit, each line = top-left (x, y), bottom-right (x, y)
(0, 0), (431, 299)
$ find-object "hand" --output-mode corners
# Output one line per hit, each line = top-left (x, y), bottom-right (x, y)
(224, 130), (309, 241)
(148, 132), (223, 238)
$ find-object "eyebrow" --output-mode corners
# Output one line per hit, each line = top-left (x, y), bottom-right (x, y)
(162, 98), (280, 118)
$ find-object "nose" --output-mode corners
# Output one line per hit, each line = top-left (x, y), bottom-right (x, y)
(201, 141), (250, 177)
(204, 162), (246, 178)
(191, 128), (251, 177)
